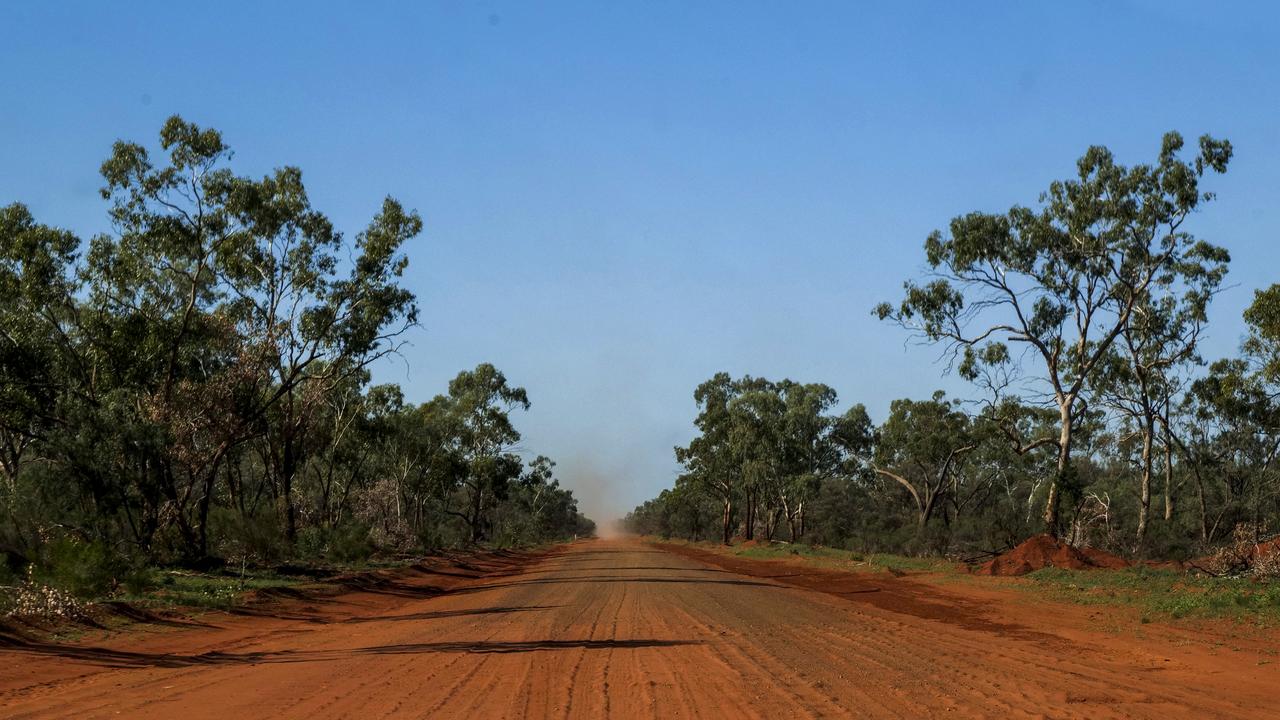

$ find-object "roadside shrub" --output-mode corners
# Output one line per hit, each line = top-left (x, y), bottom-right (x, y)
(1141, 522), (1196, 562)
(296, 526), (328, 561)
(39, 538), (119, 598)
(289, 524), (375, 564)
(120, 565), (158, 596)
(209, 508), (286, 564)
(904, 523), (954, 557)
(327, 524), (374, 563)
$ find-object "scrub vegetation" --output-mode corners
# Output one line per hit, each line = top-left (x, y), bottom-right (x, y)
(0, 118), (593, 616)
(627, 132), (1280, 588)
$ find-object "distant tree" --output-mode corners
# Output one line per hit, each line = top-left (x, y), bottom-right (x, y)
(727, 377), (786, 540)
(1243, 284), (1280, 385)
(872, 393), (979, 529)
(675, 373), (742, 545)
(496, 455), (592, 544)
(777, 382), (844, 541)
(443, 363), (530, 542)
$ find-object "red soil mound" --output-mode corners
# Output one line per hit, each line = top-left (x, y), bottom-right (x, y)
(1260, 538), (1280, 562)
(976, 534), (1129, 576)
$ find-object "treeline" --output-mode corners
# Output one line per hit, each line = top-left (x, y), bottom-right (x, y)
(0, 117), (592, 593)
(627, 132), (1280, 560)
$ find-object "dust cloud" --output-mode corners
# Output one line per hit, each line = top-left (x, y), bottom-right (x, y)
(557, 455), (630, 538)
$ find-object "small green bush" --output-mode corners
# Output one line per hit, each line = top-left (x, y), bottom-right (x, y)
(120, 564), (157, 596)
(327, 524), (374, 563)
(39, 538), (120, 598)
(296, 526), (328, 560)
(209, 508), (286, 563)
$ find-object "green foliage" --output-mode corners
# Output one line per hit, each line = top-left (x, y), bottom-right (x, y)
(665, 373), (862, 544)
(635, 373), (1052, 558)
(873, 392), (978, 528)
(326, 524), (375, 564)
(208, 508), (287, 564)
(1244, 284), (1280, 385)
(37, 539), (121, 599)
(878, 131), (1234, 530)
(0, 118), (593, 617)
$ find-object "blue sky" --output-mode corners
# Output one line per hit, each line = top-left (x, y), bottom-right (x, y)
(3, 1), (1278, 522)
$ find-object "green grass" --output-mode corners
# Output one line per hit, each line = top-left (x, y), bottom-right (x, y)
(1022, 566), (1280, 623)
(118, 568), (307, 610)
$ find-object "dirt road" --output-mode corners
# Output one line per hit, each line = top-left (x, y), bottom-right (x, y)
(1, 538), (1276, 719)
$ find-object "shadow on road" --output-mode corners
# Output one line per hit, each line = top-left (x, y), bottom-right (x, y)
(0, 638), (701, 670)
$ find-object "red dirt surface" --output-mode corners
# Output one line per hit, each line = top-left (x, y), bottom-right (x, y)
(976, 533), (1130, 576)
(1, 538), (1278, 718)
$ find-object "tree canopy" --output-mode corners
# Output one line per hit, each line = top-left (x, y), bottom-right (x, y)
(0, 118), (592, 605)
(630, 133), (1280, 568)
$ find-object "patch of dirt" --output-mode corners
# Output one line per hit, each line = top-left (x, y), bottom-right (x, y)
(975, 534), (1129, 576)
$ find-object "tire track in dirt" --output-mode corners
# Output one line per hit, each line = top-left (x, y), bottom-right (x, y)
(659, 542), (1277, 718)
(660, 576), (917, 718)
(1, 538), (1279, 718)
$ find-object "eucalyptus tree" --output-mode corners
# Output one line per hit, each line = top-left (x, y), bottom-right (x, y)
(1097, 263), (1225, 547)
(443, 363), (530, 542)
(675, 373), (741, 544)
(86, 116), (422, 555)
(1162, 288), (1280, 545)
(727, 377), (786, 539)
(1243, 284), (1280, 386)
(0, 204), (79, 496)
(777, 382), (844, 541)
(1193, 285), (1280, 539)
(872, 392), (979, 529)
(1182, 360), (1279, 542)
(877, 132), (1233, 532)
(307, 375), (388, 531)
(1238, 285), (1280, 533)
(494, 456), (591, 544)
(674, 373), (873, 543)
(515, 456), (561, 535)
